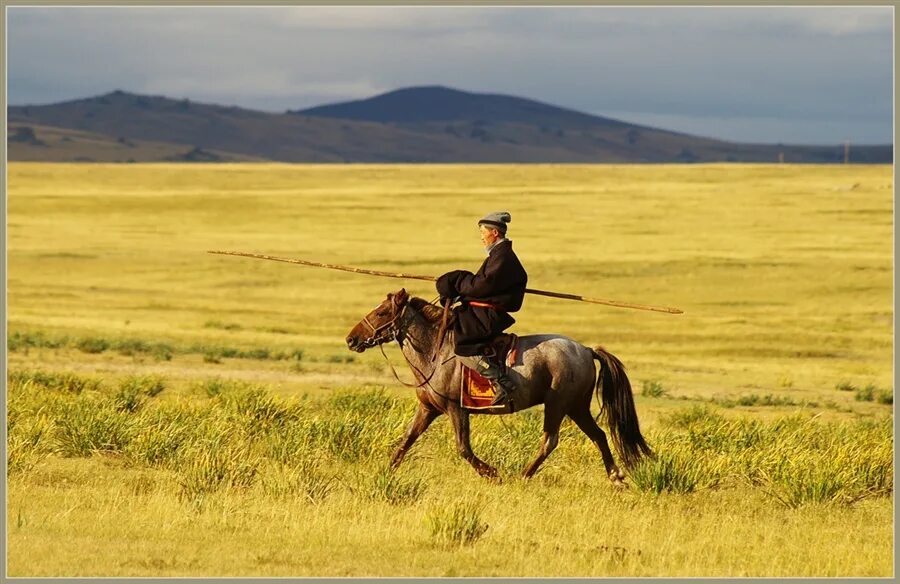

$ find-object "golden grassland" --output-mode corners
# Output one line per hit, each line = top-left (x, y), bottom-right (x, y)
(6, 162), (895, 577)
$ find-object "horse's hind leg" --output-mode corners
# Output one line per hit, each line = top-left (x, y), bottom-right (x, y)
(522, 402), (565, 479)
(447, 403), (498, 479)
(569, 408), (626, 487)
(390, 402), (440, 469)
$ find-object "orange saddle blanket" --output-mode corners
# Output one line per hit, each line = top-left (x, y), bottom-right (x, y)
(460, 335), (519, 410)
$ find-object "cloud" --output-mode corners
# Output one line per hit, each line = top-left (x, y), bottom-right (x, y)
(794, 7), (893, 36)
(6, 6), (893, 143)
(271, 6), (490, 32)
(545, 6), (893, 37)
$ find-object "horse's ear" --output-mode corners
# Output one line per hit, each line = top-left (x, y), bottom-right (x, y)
(395, 288), (409, 305)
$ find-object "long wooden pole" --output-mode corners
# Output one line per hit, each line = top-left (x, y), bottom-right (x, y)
(207, 250), (684, 315)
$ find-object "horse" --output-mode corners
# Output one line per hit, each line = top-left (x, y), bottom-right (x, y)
(345, 288), (652, 486)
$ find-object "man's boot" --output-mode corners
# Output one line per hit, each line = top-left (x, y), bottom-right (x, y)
(476, 355), (515, 406)
(489, 370), (516, 406)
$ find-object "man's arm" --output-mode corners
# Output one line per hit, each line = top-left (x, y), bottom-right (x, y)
(453, 258), (506, 298)
(436, 269), (471, 300)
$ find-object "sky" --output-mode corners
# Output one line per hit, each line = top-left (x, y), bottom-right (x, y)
(6, 6), (894, 145)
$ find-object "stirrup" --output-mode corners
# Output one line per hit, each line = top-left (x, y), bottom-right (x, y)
(490, 378), (514, 406)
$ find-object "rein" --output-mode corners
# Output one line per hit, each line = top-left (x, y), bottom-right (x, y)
(372, 298), (453, 391)
(362, 299), (512, 412)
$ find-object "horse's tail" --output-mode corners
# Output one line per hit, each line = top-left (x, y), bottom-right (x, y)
(591, 346), (653, 468)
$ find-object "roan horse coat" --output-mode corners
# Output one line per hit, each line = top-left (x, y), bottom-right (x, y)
(346, 289), (652, 485)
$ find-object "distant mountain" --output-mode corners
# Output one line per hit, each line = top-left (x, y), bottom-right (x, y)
(7, 123), (264, 163)
(8, 90), (425, 162)
(293, 85), (632, 129)
(7, 87), (892, 163)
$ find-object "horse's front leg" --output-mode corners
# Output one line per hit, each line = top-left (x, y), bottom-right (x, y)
(447, 403), (499, 479)
(390, 402), (441, 469)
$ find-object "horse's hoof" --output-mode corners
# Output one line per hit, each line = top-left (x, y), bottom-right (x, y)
(479, 467), (501, 481)
(609, 471), (627, 489)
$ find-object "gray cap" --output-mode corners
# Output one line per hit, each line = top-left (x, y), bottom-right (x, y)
(478, 211), (511, 234)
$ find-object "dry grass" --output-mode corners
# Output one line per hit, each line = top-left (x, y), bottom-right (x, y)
(6, 162), (893, 576)
(7, 372), (893, 576)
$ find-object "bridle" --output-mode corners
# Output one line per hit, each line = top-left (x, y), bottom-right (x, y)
(360, 299), (407, 348)
(359, 296), (453, 391)
(359, 296), (515, 417)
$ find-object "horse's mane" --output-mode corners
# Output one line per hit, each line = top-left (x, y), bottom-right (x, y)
(407, 297), (444, 323)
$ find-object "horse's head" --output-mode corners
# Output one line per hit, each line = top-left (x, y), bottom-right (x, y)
(345, 288), (410, 352)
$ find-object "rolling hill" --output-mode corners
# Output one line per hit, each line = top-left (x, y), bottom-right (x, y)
(7, 123), (264, 163)
(7, 87), (892, 163)
(294, 85), (632, 128)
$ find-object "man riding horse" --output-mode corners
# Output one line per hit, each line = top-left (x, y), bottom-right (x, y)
(436, 211), (528, 406)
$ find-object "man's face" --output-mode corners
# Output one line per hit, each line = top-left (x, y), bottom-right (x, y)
(479, 224), (501, 248)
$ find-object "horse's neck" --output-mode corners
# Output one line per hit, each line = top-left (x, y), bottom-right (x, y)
(398, 308), (448, 371)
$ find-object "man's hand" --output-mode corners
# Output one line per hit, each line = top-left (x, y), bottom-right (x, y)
(436, 269), (468, 299)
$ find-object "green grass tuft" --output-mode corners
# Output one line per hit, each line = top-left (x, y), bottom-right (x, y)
(854, 384), (876, 402)
(175, 438), (260, 500)
(75, 337), (110, 354)
(9, 370), (103, 394)
(195, 377), (252, 398)
(425, 502), (489, 546)
(204, 320), (242, 331)
(630, 451), (716, 494)
(641, 380), (666, 398)
(8, 330), (68, 351)
(113, 375), (166, 412)
(258, 460), (336, 504)
(53, 398), (134, 457)
(364, 466), (427, 505)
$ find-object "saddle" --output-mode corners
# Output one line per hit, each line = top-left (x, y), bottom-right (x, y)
(483, 333), (520, 373)
(460, 334), (519, 410)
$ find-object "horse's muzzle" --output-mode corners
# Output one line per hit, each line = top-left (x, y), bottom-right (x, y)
(346, 335), (366, 353)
